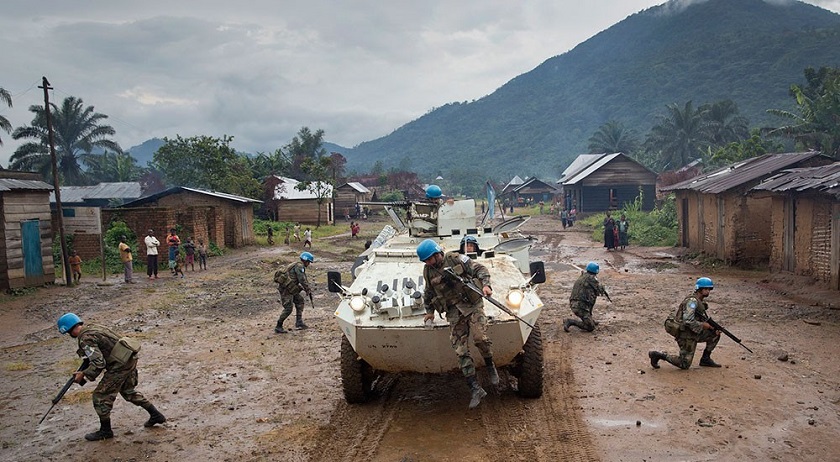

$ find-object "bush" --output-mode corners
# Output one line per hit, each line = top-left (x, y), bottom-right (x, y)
(584, 190), (678, 247)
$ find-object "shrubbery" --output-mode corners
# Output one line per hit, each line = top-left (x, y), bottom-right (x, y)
(583, 190), (678, 247)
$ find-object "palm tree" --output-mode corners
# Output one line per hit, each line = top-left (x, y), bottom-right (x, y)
(701, 100), (749, 147)
(644, 101), (711, 171)
(588, 120), (639, 154)
(86, 151), (145, 182)
(10, 96), (122, 185)
(0, 87), (12, 147)
(767, 67), (840, 158)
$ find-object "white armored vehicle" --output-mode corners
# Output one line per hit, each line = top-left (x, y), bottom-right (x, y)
(328, 195), (546, 403)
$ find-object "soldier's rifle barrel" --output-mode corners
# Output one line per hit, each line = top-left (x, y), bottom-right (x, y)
(437, 267), (536, 329)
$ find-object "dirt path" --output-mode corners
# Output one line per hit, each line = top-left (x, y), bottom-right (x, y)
(1, 214), (838, 461)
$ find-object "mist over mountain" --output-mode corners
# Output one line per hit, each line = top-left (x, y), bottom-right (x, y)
(338, 0), (840, 181)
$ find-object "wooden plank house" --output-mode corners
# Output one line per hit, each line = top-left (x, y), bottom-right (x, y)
(272, 176), (334, 225)
(751, 162), (840, 290)
(661, 151), (834, 266)
(335, 182), (371, 218)
(557, 153), (657, 212)
(0, 171), (55, 290)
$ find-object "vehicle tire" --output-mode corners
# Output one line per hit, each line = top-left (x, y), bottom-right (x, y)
(517, 324), (544, 398)
(341, 335), (372, 403)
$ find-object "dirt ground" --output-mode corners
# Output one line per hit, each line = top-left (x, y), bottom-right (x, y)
(1, 213), (839, 462)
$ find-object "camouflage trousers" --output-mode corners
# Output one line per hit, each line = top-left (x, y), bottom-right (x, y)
(664, 329), (720, 369)
(568, 300), (596, 332)
(447, 309), (493, 377)
(92, 358), (151, 419)
(277, 290), (305, 324)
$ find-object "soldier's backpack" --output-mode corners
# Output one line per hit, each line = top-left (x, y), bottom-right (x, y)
(273, 263), (300, 292)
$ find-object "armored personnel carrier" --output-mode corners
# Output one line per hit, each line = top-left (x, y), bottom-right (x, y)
(328, 195), (545, 403)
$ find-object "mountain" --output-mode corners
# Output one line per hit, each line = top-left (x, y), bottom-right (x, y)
(343, 0), (840, 180)
(126, 137), (165, 167)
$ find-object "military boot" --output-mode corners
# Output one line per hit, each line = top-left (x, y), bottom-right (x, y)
(143, 405), (167, 427)
(648, 351), (667, 369)
(85, 418), (114, 441)
(699, 351), (721, 368)
(274, 322), (287, 334)
(562, 319), (572, 332)
(466, 375), (487, 409)
(295, 314), (309, 330)
(484, 357), (500, 386)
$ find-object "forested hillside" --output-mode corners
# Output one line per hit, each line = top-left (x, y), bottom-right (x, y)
(343, 0), (840, 182)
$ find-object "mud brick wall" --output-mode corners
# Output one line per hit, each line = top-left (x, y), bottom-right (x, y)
(103, 207), (179, 252)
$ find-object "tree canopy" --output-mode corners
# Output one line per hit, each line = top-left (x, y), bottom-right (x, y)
(10, 96), (121, 185)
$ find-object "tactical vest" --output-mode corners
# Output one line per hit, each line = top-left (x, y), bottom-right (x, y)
(274, 262), (303, 294)
(423, 252), (484, 312)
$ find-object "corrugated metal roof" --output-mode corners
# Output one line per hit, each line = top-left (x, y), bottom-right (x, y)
(513, 177), (559, 192)
(557, 154), (605, 184)
(660, 152), (826, 194)
(272, 176), (333, 200)
(563, 153), (622, 185)
(752, 162), (840, 198)
(343, 182), (370, 194)
(50, 182), (142, 203)
(120, 186), (262, 207)
(0, 178), (54, 192)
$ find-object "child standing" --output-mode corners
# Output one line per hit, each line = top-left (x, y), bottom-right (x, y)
(167, 228), (181, 274)
(303, 227), (312, 248)
(173, 253), (185, 278)
(68, 250), (82, 283)
(197, 239), (208, 270)
(183, 237), (196, 271)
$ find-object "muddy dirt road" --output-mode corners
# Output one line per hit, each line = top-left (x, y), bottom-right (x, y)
(1, 214), (838, 461)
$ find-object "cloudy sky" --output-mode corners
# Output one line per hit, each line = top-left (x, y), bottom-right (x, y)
(2, 0), (839, 167)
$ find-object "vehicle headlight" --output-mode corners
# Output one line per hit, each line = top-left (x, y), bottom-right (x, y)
(506, 289), (524, 309)
(349, 296), (367, 312)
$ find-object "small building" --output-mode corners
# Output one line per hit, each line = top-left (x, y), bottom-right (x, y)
(501, 175), (525, 203)
(335, 182), (371, 218)
(50, 182), (143, 260)
(661, 151), (834, 266)
(750, 162), (840, 290)
(272, 176), (334, 225)
(117, 187), (261, 249)
(557, 153), (657, 212)
(511, 177), (559, 205)
(0, 171), (55, 290)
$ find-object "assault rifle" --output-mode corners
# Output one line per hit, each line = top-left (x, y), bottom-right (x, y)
(436, 266), (536, 329)
(706, 317), (753, 353)
(569, 262), (612, 302)
(39, 358), (89, 425)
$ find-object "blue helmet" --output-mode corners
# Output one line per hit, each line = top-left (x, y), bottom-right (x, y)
(416, 239), (442, 261)
(460, 235), (478, 246)
(57, 313), (82, 335)
(585, 261), (600, 274)
(425, 185), (442, 199)
(300, 252), (314, 262)
(695, 277), (714, 290)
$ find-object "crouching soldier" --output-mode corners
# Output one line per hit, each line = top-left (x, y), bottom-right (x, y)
(57, 313), (166, 441)
(563, 261), (609, 332)
(649, 277), (722, 369)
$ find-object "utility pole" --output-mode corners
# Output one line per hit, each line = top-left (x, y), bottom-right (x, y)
(40, 77), (72, 286)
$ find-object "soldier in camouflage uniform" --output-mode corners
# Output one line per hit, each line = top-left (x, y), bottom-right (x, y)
(274, 252), (314, 333)
(418, 238), (499, 409)
(649, 277), (722, 369)
(57, 313), (166, 441)
(563, 261), (609, 332)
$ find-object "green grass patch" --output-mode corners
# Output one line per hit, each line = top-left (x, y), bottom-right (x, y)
(5, 361), (32, 371)
(581, 191), (678, 247)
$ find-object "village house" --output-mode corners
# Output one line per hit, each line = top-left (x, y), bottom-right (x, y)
(661, 151), (834, 266)
(271, 176), (334, 225)
(0, 171), (55, 290)
(50, 182), (143, 260)
(335, 182), (371, 219)
(117, 186), (261, 250)
(557, 153), (657, 212)
(509, 177), (559, 206)
(750, 162), (840, 290)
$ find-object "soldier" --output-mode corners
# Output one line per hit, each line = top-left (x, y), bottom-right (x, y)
(56, 313), (166, 441)
(563, 261), (609, 332)
(458, 235), (482, 256)
(274, 252), (314, 333)
(418, 239), (499, 409)
(649, 277), (722, 369)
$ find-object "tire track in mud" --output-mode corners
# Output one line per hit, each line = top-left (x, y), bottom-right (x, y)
(308, 376), (400, 461)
